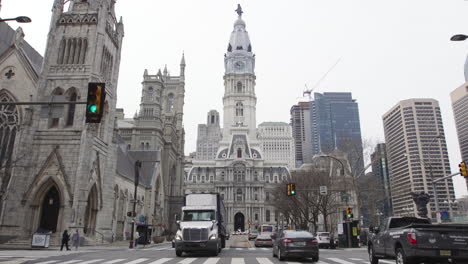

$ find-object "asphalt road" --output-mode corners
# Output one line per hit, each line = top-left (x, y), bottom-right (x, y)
(0, 235), (373, 264)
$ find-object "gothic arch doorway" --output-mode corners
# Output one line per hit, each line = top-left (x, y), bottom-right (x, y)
(234, 212), (245, 232)
(84, 184), (98, 235)
(39, 186), (60, 232)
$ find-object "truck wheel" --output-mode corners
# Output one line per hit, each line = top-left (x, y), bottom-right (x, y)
(221, 237), (226, 248)
(369, 245), (379, 264)
(175, 250), (183, 257)
(312, 255), (319, 262)
(396, 247), (415, 264)
(212, 243), (219, 256)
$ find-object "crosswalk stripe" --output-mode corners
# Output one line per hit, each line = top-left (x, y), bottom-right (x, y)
(231, 258), (245, 264)
(256, 258), (274, 264)
(77, 260), (105, 264)
(147, 258), (173, 264)
(248, 248), (255, 250)
(103, 260), (126, 264)
(35, 261), (59, 264)
(61, 261), (83, 264)
(124, 259), (149, 264)
(235, 248), (242, 250)
(177, 258), (197, 264)
(350, 259), (363, 261)
(202, 258), (220, 264)
(261, 248), (269, 250)
(379, 261), (394, 264)
(317, 261), (330, 264)
(327, 258), (354, 264)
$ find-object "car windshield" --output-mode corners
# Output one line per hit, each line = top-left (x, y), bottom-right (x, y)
(389, 217), (430, 228)
(285, 231), (314, 238)
(182, 210), (215, 221)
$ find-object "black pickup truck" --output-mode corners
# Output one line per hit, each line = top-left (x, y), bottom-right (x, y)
(368, 217), (468, 264)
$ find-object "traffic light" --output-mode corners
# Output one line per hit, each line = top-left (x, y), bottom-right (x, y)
(290, 183), (296, 195)
(459, 161), (468, 177)
(86, 82), (106, 123)
(287, 183), (296, 196)
(346, 207), (353, 219)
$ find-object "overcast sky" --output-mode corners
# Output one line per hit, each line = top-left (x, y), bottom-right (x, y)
(2, 0), (468, 198)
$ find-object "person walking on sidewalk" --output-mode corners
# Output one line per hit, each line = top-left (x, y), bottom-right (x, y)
(60, 230), (70, 251)
(71, 229), (80, 250)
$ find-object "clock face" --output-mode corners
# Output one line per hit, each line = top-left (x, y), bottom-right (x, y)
(234, 61), (245, 70)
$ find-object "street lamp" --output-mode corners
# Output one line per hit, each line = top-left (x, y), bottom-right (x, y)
(312, 154), (345, 176)
(0, 16), (32, 23)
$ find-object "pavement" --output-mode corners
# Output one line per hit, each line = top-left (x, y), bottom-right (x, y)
(0, 235), (371, 264)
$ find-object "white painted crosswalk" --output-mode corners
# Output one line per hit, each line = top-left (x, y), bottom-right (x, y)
(29, 256), (377, 264)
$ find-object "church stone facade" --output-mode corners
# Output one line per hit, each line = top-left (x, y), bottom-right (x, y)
(0, 0), (184, 245)
(186, 6), (293, 232)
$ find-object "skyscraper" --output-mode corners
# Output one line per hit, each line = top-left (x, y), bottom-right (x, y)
(451, 83), (468, 190)
(290, 102), (312, 167)
(310, 92), (364, 173)
(383, 99), (456, 219)
(371, 143), (393, 217)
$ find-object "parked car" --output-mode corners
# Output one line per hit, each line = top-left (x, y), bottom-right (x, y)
(249, 231), (258, 240)
(368, 216), (468, 264)
(272, 230), (319, 262)
(255, 233), (273, 247)
(315, 232), (330, 248)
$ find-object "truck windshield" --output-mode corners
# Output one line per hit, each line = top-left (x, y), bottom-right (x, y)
(183, 210), (215, 221)
(389, 217), (431, 228)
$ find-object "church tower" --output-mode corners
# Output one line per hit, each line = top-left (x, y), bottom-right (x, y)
(223, 4), (257, 139)
(0, 0), (124, 241)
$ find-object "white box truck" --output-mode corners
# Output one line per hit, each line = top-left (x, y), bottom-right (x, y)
(174, 193), (227, 257)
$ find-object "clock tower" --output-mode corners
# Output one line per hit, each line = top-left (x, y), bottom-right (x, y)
(223, 4), (257, 139)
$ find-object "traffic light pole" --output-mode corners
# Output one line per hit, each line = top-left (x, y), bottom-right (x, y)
(129, 160), (141, 249)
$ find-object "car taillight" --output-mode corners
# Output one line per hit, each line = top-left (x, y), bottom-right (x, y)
(265, 239), (272, 241)
(282, 238), (293, 244)
(407, 232), (417, 245)
(310, 238), (318, 244)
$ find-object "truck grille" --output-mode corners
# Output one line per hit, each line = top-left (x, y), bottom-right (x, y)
(183, 228), (209, 241)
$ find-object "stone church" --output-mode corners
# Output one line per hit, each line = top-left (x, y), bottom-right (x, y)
(0, 0), (184, 245)
(186, 6), (293, 232)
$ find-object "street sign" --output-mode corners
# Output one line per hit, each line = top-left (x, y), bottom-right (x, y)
(139, 215), (146, 223)
(319, 186), (328, 195)
(40, 95), (65, 118)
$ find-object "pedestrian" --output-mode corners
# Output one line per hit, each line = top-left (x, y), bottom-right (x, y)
(329, 233), (335, 249)
(71, 229), (80, 250)
(60, 230), (70, 251)
(135, 231), (139, 247)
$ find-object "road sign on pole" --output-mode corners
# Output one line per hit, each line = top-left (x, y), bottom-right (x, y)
(319, 186), (328, 195)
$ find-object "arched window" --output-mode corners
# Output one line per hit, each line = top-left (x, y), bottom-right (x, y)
(49, 88), (64, 128)
(236, 102), (243, 117)
(236, 189), (243, 201)
(237, 148), (242, 158)
(127, 144), (131, 150)
(237, 82), (243, 93)
(65, 92), (77, 127)
(145, 142), (150, 150)
(166, 93), (174, 112)
(0, 92), (19, 172)
(234, 164), (245, 182)
(266, 210), (271, 222)
(140, 142), (144, 150)
(254, 171), (258, 181)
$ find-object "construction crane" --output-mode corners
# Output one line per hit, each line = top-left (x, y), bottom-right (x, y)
(301, 58), (341, 101)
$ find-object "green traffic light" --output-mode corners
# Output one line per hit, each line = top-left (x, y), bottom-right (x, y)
(88, 104), (97, 113)
(291, 190), (296, 194)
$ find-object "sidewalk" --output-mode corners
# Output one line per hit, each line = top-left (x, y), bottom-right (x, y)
(0, 240), (171, 251)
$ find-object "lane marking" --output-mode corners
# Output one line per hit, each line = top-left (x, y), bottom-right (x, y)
(317, 261), (330, 264)
(202, 258), (220, 264)
(231, 258), (245, 264)
(235, 248), (242, 250)
(77, 260), (105, 264)
(350, 259), (363, 261)
(248, 248), (255, 250)
(379, 261), (394, 264)
(61, 261), (83, 264)
(103, 259), (127, 264)
(147, 258), (173, 264)
(35, 261), (59, 264)
(177, 258), (197, 264)
(257, 258), (274, 264)
(124, 259), (149, 264)
(261, 248), (269, 251)
(327, 258), (355, 264)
